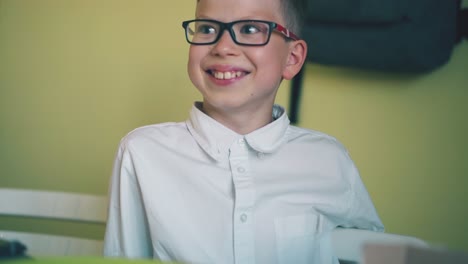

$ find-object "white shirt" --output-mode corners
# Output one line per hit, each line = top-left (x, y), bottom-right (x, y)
(104, 103), (384, 264)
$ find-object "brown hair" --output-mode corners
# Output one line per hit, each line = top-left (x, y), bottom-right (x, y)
(195, 0), (307, 37)
(279, 0), (307, 37)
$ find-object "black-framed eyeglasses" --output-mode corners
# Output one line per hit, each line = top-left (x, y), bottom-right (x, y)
(181, 19), (300, 46)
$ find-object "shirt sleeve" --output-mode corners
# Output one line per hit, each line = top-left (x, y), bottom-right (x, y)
(343, 160), (385, 232)
(103, 141), (153, 258)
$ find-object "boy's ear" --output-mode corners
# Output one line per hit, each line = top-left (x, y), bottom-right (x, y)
(282, 40), (308, 80)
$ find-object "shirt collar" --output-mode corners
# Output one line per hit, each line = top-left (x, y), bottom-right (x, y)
(186, 102), (290, 161)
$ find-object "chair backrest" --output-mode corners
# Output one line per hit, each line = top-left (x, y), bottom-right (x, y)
(331, 228), (429, 264)
(0, 188), (107, 257)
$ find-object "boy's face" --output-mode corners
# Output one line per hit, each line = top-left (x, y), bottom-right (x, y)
(187, 0), (304, 116)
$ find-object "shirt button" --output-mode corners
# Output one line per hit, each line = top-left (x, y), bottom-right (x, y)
(257, 152), (265, 159)
(240, 214), (248, 222)
(237, 166), (246, 173)
(238, 138), (246, 146)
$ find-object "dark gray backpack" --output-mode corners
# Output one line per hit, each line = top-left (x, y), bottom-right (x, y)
(289, 0), (467, 123)
(302, 0), (466, 72)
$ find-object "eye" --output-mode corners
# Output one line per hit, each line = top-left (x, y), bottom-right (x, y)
(196, 23), (217, 34)
(239, 24), (261, 34)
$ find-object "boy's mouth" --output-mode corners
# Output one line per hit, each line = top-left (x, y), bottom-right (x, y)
(207, 70), (249, 80)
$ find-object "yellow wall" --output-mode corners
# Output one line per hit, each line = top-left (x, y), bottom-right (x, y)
(1, 0), (467, 251)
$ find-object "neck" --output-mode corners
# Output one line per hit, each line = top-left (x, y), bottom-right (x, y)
(201, 102), (274, 135)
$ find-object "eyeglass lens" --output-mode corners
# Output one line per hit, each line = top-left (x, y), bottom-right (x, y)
(186, 20), (271, 45)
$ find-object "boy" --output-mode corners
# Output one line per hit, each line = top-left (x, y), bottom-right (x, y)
(103, 0), (384, 263)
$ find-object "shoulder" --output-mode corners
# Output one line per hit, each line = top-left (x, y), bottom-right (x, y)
(118, 121), (190, 151)
(283, 125), (354, 166)
(286, 125), (348, 152)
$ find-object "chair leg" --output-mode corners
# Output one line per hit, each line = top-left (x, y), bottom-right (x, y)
(289, 66), (305, 124)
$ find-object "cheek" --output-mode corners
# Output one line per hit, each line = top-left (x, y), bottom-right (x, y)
(187, 46), (197, 70)
(187, 47), (203, 84)
(253, 45), (288, 76)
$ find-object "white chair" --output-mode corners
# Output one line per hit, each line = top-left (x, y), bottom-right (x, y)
(1, 188), (430, 261)
(362, 242), (468, 264)
(0, 188), (107, 256)
(331, 228), (429, 264)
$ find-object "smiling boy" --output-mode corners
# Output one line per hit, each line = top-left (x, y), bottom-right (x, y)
(103, 0), (384, 263)
(187, 0), (305, 135)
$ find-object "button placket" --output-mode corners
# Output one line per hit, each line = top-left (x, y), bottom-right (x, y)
(240, 213), (248, 223)
(238, 139), (248, 151)
(229, 138), (256, 264)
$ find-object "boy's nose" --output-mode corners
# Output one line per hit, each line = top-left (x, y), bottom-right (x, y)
(210, 30), (239, 56)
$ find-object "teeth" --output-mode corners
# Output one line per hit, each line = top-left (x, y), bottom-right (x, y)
(212, 71), (244, 80)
